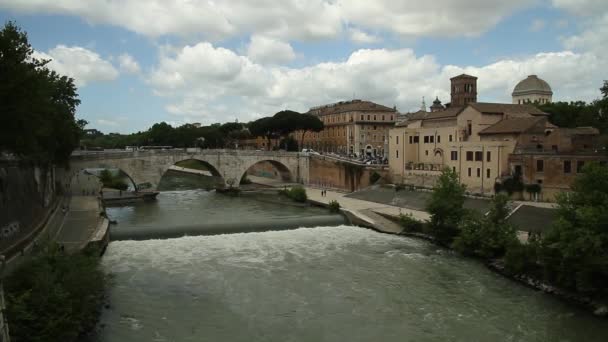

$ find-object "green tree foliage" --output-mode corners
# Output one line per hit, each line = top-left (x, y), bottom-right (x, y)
(399, 212), (423, 233)
(98, 169), (128, 190)
(278, 136), (299, 151)
(452, 194), (518, 258)
(5, 245), (106, 342)
(0, 22), (83, 164)
(426, 168), (466, 244)
(295, 113), (324, 148)
(328, 200), (340, 213)
(538, 162), (608, 293)
(279, 185), (308, 202)
(249, 117), (277, 150)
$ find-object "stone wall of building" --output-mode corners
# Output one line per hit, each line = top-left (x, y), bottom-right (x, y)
(308, 157), (389, 191)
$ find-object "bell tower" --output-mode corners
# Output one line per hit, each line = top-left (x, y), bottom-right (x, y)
(450, 74), (477, 107)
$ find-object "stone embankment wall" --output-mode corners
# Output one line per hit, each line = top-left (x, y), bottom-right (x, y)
(0, 161), (68, 257)
(308, 157), (389, 192)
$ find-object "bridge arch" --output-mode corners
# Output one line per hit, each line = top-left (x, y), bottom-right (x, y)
(240, 159), (294, 184)
(159, 158), (225, 189)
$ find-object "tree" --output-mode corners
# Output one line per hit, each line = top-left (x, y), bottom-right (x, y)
(453, 194), (517, 258)
(0, 22), (82, 165)
(538, 162), (608, 293)
(295, 113), (324, 150)
(601, 80), (608, 98)
(249, 117), (276, 150)
(426, 168), (466, 244)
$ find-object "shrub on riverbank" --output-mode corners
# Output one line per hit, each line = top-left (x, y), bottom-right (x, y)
(328, 200), (340, 213)
(279, 186), (308, 203)
(4, 245), (106, 342)
(452, 194), (518, 259)
(399, 213), (424, 233)
(426, 168), (466, 245)
(99, 169), (128, 190)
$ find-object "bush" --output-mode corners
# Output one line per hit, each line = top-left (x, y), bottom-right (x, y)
(240, 175), (252, 185)
(426, 168), (466, 244)
(395, 183), (405, 192)
(399, 212), (423, 232)
(369, 171), (381, 184)
(279, 186), (308, 202)
(328, 200), (340, 213)
(5, 245), (106, 342)
(504, 241), (539, 276)
(452, 194), (517, 259)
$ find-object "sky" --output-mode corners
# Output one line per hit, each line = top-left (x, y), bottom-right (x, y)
(0, 0), (606, 133)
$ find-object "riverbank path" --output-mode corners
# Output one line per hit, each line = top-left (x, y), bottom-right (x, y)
(54, 170), (104, 252)
(305, 186), (429, 234)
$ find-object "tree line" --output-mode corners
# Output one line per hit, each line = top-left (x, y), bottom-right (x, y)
(82, 110), (324, 151)
(0, 22), (85, 165)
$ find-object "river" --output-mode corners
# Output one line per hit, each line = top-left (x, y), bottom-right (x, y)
(96, 175), (608, 342)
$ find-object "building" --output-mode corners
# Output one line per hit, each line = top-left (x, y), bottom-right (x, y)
(512, 75), (553, 104)
(389, 74), (605, 200)
(296, 100), (397, 157)
(450, 74), (478, 107)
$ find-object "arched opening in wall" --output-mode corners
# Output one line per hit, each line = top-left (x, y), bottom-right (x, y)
(78, 168), (137, 195)
(241, 160), (294, 187)
(159, 159), (224, 191)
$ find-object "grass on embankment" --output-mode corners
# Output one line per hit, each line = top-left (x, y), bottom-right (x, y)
(4, 244), (107, 342)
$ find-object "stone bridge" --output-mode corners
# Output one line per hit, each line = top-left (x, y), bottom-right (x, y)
(70, 149), (309, 190)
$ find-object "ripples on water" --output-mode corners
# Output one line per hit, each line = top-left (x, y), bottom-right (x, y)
(96, 225), (608, 342)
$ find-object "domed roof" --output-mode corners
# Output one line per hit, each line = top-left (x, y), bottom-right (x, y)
(512, 75), (553, 96)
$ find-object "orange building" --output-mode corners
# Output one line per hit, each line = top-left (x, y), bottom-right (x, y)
(294, 100), (397, 157)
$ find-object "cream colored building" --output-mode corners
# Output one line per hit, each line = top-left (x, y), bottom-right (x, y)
(389, 101), (551, 194)
(512, 75), (553, 104)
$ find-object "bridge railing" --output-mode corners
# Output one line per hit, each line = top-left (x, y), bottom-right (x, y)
(70, 148), (307, 161)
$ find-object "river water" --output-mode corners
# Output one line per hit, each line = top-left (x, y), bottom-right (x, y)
(97, 176), (608, 341)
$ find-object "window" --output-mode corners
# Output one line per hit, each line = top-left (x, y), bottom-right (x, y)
(477, 168), (481, 178)
(563, 160), (571, 173)
(374, 115), (377, 120)
(373, 126), (377, 130)
(437, 135), (441, 143)
(396, 150), (399, 158)
(487, 169), (491, 178)
(382, 115), (385, 121)
(474, 151), (482, 161)
(451, 151), (458, 161)
(360, 115), (364, 120)
(430, 136), (434, 143)
(391, 116), (393, 121)
(537, 159), (544, 172)
(367, 115), (370, 120)
(466, 151), (473, 161)
(468, 168), (472, 177)
(453, 166), (456, 173)
(409, 136), (413, 144)
(449, 134), (453, 142)
(413, 136), (419, 143)
(396, 136), (399, 144)
(425, 150), (429, 156)
(486, 151), (491, 162)
(577, 161), (585, 173)
(424, 136), (429, 143)
(467, 120), (472, 136)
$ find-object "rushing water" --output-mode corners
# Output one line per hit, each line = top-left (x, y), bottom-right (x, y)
(97, 175), (608, 342)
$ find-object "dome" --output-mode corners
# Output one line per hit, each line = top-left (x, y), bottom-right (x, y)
(512, 75), (553, 96)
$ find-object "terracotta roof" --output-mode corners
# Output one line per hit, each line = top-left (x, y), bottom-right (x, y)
(561, 127), (600, 136)
(478, 117), (545, 135)
(421, 106), (464, 120)
(308, 100), (396, 116)
(468, 102), (548, 116)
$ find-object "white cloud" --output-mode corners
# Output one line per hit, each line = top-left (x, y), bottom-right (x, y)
(246, 35), (295, 65)
(0, 0), (536, 40)
(552, 0), (608, 56)
(552, 0), (608, 16)
(96, 119), (119, 127)
(33, 45), (119, 86)
(147, 42), (606, 124)
(118, 53), (141, 74)
(529, 19), (546, 31)
(349, 28), (381, 44)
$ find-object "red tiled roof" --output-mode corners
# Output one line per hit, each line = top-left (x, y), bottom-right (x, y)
(478, 117), (545, 135)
